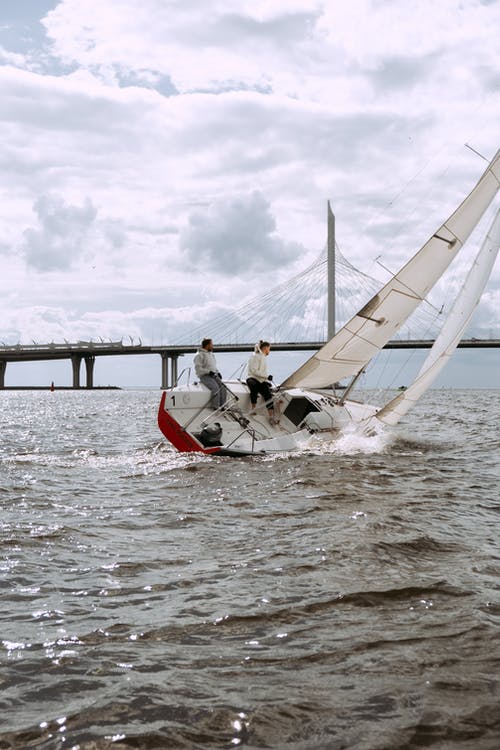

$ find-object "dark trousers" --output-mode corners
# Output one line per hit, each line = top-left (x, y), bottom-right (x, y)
(246, 377), (273, 408)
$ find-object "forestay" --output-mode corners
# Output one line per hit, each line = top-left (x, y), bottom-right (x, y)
(281, 149), (500, 389)
(375, 207), (500, 425)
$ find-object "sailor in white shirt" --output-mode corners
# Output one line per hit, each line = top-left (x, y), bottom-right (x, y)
(246, 340), (275, 419)
(194, 338), (226, 409)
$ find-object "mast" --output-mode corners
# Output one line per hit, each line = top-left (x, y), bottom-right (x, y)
(327, 201), (336, 340)
(339, 366), (365, 405)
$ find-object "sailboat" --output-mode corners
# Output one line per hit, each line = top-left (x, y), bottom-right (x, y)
(158, 149), (500, 456)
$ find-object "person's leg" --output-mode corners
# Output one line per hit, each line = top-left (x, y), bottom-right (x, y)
(200, 374), (220, 409)
(257, 380), (274, 414)
(246, 378), (259, 409)
(214, 375), (227, 408)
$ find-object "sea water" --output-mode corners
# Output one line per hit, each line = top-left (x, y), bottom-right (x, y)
(1, 388), (499, 749)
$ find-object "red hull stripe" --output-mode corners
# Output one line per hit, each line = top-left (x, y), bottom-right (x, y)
(157, 392), (221, 454)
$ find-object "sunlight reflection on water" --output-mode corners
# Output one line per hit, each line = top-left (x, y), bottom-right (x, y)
(0, 389), (499, 748)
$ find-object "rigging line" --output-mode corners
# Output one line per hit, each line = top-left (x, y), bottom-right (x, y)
(405, 304), (442, 338)
(370, 339), (393, 392)
(336, 244), (384, 285)
(385, 347), (421, 392)
(344, 147), (466, 291)
(369, 292), (440, 389)
(384, 300), (443, 390)
(465, 143), (489, 162)
(338, 260), (380, 299)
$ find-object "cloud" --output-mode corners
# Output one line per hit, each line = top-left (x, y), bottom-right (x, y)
(0, 45), (28, 67)
(0, 0), (499, 369)
(468, 286), (500, 338)
(40, 0), (500, 126)
(368, 53), (439, 92)
(42, 0), (322, 94)
(180, 192), (303, 274)
(20, 193), (127, 272)
(21, 194), (97, 271)
(0, 304), (142, 345)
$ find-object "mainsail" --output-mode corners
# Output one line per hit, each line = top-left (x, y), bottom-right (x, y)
(281, 149), (500, 389)
(375, 207), (500, 425)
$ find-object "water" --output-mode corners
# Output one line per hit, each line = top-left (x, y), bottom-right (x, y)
(1, 389), (499, 749)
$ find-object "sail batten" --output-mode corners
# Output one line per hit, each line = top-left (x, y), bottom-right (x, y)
(375, 207), (500, 425)
(281, 149), (500, 389)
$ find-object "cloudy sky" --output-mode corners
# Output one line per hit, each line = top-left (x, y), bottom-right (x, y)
(1, 0), (499, 386)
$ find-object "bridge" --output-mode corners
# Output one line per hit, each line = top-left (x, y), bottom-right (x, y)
(1, 205), (498, 389)
(1, 338), (499, 390)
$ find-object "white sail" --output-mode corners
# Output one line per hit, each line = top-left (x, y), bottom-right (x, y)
(375, 208), (500, 425)
(281, 149), (500, 389)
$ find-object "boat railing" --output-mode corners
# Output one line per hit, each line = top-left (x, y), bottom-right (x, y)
(199, 388), (240, 427)
(228, 362), (247, 381)
(173, 367), (191, 387)
(220, 424), (258, 453)
(183, 382), (240, 432)
(181, 381), (267, 450)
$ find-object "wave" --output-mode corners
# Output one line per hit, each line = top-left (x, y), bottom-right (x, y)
(372, 535), (465, 556)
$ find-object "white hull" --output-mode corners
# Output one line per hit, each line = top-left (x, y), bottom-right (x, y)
(158, 380), (378, 455)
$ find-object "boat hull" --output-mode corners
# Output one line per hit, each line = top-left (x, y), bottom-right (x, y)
(157, 381), (378, 456)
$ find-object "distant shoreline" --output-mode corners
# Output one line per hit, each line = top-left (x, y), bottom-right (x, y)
(0, 386), (121, 391)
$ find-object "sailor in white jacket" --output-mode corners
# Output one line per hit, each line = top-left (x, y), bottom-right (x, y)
(194, 338), (226, 409)
(246, 340), (275, 418)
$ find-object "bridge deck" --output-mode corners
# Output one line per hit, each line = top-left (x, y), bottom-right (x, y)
(0, 339), (498, 389)
(1, 338), (499, 362)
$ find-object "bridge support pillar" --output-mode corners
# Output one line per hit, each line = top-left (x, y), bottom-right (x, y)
(71, 355), (82, 389)
(84, 356), (95, 388)
(0, 360), (6, 389)
(161, 353), (169, 389)
(170, 355), (179, 387)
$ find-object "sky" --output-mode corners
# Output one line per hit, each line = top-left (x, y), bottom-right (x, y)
(1, 0), (499, 388)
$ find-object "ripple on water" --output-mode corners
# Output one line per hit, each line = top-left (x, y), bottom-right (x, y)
(1, 389), (499, 748)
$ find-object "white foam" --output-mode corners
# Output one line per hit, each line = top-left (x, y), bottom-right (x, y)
(307, 421), (392, 456)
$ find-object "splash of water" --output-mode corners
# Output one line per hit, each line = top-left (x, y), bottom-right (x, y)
(307, 420), (392, 456)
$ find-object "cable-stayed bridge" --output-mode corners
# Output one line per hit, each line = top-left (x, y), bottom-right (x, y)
(1, 208), (498, 388)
